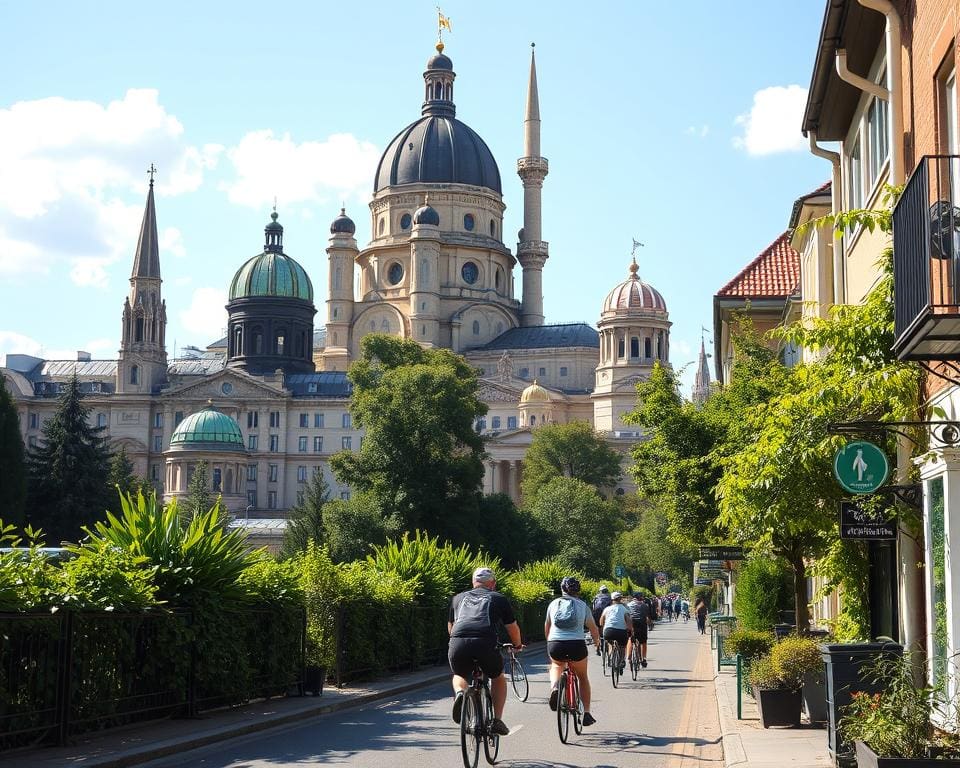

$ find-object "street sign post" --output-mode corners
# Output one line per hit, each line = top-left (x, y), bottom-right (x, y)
(839, 501), (897, 540)
(699, 545), (745, 560)
(833, 440), (889, 494)
(614, 565), (625, 578)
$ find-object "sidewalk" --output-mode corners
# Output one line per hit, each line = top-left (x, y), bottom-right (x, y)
(713, 663), (833, 768)
(5, 664), (453, 768)
(6, 642), (548, 768)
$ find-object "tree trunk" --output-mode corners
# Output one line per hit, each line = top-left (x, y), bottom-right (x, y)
(791, 555), (810, 633)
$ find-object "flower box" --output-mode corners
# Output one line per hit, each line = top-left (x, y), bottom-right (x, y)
(855, 740), (960, 768)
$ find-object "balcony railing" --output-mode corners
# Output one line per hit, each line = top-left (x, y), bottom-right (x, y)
(893, 155), (960, 360)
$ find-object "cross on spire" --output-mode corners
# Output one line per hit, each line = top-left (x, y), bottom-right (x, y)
(147, 163), (157, 186)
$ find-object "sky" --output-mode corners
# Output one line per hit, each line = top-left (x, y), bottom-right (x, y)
(0, 1), (831, 396)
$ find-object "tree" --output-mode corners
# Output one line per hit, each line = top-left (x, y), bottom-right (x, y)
(280, 470), (330, 559)
(0, 375), (26, 526)
(526, 476), (621, 578)
(107, 446), (140, 498)
(183, 460), (212, 523)
(322, 492), (398, 563)
(25, 375), (113, 543)
(475, 493), (539, 569)
(612, 497), (695, 585)
(521, 421), (622, 501)
(330, 334), (487, 543)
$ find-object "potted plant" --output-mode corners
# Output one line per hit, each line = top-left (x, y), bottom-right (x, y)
(749, 654), (802, 728)
(777, 635), (827, 724)
(839, 654), (960, 767)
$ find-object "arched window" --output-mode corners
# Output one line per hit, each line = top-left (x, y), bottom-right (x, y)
(630, 337), (640, 358)
(212, 468), (222, 493)
(275, 333), (285, 355)
(130, 365), (140, 385)
(530, 415), (536, 425)
(253, 328), (263, 354)
(234, 327), (243, 356)
(135, 317), (144, 343)
(421, 324), (426, 336)
(490, 220), (496, 237)
(334, 266), (342, 290)
(644, 338), (652, 358)
(472, 320), (480, 335)
(618, 337), (625, 359)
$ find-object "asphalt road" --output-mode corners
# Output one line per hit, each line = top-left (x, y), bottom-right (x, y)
(144, 617), (722, 768)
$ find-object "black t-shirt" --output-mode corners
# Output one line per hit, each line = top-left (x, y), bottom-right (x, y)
(627, 600), (650, 623)
(449, 587), (516, 639)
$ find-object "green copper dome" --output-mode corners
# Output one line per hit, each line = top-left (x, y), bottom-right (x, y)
(169, 407), (244, 450)
(228, 212), (314, 302)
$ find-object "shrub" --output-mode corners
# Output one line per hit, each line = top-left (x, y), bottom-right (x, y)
(499, 577), (551, 604)
(237, 558), (302, 605)
(58, 541), (159, 610)
(733, 556), (793, 632)
(724, 629), (774, 661)
(770, 635), (819, 689)
(512, 558), (571, 596)
(748, 655), (781, 689)
(0, 522), (58, 611)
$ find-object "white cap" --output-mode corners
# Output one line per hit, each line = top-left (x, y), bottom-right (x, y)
(473, 567), (496, 583)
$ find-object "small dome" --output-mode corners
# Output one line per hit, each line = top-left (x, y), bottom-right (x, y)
(520, 379), (551, 404)
(602, 259), (668, 314)
(330, 208), (356, 235)
(169, 406), (244, 450)
(229, 252), (314, 302)
(427, 42), (453, 71)
(413, 202), (440, 226)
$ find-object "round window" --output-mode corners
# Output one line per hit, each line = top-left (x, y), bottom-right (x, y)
(387, 262), (404, 285)
(400, 213), (412, 230)
(464, 213), (475, 231)
(221, 382), (233, 395)
(461, 262), (479, 284)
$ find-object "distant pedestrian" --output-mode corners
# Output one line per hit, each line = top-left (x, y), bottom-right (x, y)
(694, 597), (708, 635)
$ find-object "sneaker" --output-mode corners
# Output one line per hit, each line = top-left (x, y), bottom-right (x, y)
(490, 718), (510, 736)
(582, 712), (596, 726)
(641, 658), (648, 668)
(452, 691), (464, 724)
(548, 687), (559, 711)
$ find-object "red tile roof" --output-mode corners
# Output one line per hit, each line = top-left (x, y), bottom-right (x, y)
(716, 231), (800, 298)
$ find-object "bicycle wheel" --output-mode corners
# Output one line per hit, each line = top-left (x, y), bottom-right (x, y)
(510, 657), (528, 702)
(557, 670), (570, 743)
(572, 673), (584, 735)
(611, 644), (621, 688)
(482, 684), (499, 765)
(601, 642), (608, 676)
(460, 690), (480, 768)
(631, 645), (640, 681)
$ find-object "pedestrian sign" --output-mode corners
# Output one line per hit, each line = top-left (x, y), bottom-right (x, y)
(833, 440), (889, 494)
(614, 565), (625, 578)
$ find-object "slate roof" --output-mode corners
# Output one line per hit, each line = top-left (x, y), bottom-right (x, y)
(479, 323), (599, 351)
(39, 360), (118, 378)
(715, 232), (800, 298)
(167, 356), (226, 376)
(285, 372), (352, 398)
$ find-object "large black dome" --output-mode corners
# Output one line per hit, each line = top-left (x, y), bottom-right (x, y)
(374, 115), (502, 194)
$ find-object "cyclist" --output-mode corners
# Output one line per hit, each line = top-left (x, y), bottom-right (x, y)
(591, 586), (611, 654)
(674, 599), (682, 622)
(626, 592), (649, 668)
(599, 591), (633, 672)
(448, 567), (522, 736)
(681, 598), (691, 621)
(545, 576), (600, 726)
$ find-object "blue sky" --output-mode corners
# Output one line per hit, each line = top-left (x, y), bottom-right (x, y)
(0, 1), (830, 395)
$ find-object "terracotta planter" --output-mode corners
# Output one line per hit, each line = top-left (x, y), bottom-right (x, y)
(854, 740), (960, 768)
(753, 685), (802, 728)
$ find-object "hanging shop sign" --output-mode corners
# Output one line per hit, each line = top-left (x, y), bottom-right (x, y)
(833, 440), (889, 494)
(699, 545), (745, 561)
(839, 501), (897, 540)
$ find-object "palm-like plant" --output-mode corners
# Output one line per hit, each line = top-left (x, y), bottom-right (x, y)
(76, 490), (260, 605)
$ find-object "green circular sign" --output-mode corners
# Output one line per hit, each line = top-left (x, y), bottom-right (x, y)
(833, 440), (889, 494)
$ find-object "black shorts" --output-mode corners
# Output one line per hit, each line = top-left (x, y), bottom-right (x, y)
(603, 627), (630, 646)
(632, 623), (648, 643)
(547, 639), (588, 662)
(448, 637), (504, 679)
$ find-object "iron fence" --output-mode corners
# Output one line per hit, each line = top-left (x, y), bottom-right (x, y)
(0, 607), (304, 749)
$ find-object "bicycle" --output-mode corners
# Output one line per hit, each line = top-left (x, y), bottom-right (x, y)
(556, 659), (584, 743)
(608, 639), (624, 688)
(628, 637), (642, 681)
(501, 643), (527, 702)
(600, 639), (609, 676)
(459, 659), (501, 767)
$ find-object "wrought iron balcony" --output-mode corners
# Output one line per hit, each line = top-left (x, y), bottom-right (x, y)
(893, 155), (960, 361)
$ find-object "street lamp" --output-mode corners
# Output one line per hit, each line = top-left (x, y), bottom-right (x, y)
(245, 504), (253, 522)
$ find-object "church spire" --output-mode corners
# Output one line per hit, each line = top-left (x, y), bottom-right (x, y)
(517, 43), (550, 328)
(692, 336), (712, 405)
(132, 165), (160, 279)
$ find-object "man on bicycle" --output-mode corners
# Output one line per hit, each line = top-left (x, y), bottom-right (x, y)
(448, 567), (522, 736)
(590, 585), (612, 655)
(599, 591), (633, 672)
(545, 576), (600, 726)
(626, 592), (649, 668)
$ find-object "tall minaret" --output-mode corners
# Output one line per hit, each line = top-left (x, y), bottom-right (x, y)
(692, 337), (712, 405)
(118, 166), (168, 394)
(516, 44), (549, 327)
(322, 208), (358, 371)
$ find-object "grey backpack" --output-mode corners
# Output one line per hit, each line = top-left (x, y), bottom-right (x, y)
(552, 597), (579, 630)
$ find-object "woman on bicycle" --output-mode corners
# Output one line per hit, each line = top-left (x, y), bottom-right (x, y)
(599, 591), (633, 671)
(544, 576), (601, 726)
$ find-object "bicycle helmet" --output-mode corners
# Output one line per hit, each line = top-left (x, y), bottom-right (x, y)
(560, 576), (581, 595)
(611, 591), (623, 600)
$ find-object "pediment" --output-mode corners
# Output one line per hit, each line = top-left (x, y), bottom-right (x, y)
(484, 428), (533, 447)
(477, 379), (523, 403)
(162, 368), (287, 401)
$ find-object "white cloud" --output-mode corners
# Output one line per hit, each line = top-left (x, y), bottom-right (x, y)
(685, 124), (710, 138)
(0, 89), (217, 282)
(161, 227), (186, 259)
(0, 331), (116, 363)
(179, 287), (228, 342)
(222, 130), (380, 209)
(733, 85), (808, 155)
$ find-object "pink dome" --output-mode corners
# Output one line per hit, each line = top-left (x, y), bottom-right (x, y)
(602, 259), (667, 314)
